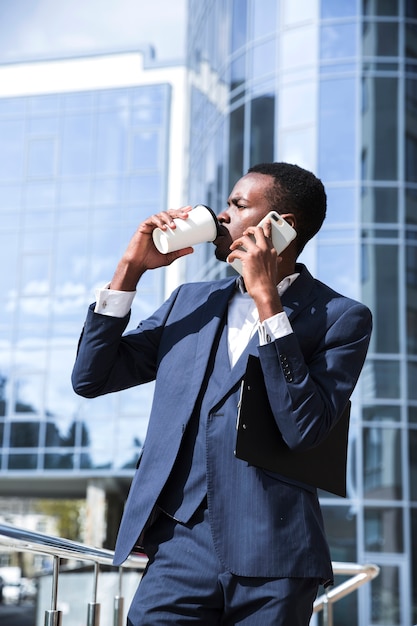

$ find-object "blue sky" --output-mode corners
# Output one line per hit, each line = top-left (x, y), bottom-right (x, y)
(0, 0), (187, 62)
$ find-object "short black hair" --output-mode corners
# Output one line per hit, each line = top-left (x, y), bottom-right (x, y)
(247, 162), (327, 254)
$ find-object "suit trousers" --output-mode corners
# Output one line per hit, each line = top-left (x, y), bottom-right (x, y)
(127, 503), (320, 626)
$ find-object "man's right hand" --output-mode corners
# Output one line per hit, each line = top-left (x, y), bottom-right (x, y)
(110, 207), (194, 291)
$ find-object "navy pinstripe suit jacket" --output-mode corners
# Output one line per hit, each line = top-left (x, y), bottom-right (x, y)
(72, 264), (372, 581)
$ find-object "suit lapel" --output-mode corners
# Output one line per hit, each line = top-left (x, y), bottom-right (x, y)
(210, 264), (317, 406)
(186, 278), (236, 410)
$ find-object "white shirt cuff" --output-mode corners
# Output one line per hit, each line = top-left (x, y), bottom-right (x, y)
(258, 311), (293, 344)
(94, 283), (136, 318)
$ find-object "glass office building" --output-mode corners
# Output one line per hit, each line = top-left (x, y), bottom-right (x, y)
(0, 52), (187, 537)
(185, 1), (417, 624)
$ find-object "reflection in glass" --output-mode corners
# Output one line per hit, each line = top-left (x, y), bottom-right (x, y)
(321, 0), (356, 18)
(409, 429), (417, 500)
(361, 359), (400, 400)
(0, 184), (22, 210)
(280, 82), (315, 128)
(362, 77), (398, 181)
(27, 137), (56, 178)
(370, 564), (401, 625)
(249, 95), (274, 166)
(363, 406), (400, 422)
(367, 243), (399, 353)
(10, 421), (40, 447)
(61, 113), (94, 176)
(322, 505), (357, 562)
(319, 78), (356, 181)
(321, 22), (357, 60)
(29, 94), (60, 114)
(60, 180), (90, 206)
(282, 27), (316, 70)
(251, 40), (276, 79)
(252, 0), (277, 38)
(361, 187), (398, 223)
(321, 187), (356, 224)
(131, 130), (159, 170)
(128, 174), (162, 203)
(20, 255), (50, 294)
(231, 0), (247, 53)
(321, 505), (358, 626)
(408, 361), (417, 399)
(363, 21), (398, 57)
(317, 244), (357, 298)
(96, 111), (127, 174)
(0, 119), (25, 180)
(365, 507), (403, 552)
(282, 0), (315, 24)
(8, 454), (37, 470)
(363, 426), (402, 499)
(228, 106), (244, 191)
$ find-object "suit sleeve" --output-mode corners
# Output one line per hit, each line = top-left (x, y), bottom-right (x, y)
(71, 287), (180, 398)
(258, 299), (372, 451)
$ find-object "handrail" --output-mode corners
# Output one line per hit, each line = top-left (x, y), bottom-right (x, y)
(0, 523), (378, 626)
(313, 561), (380, 625)
(0, 522), (146, 626)
(0, 522), (147, 569)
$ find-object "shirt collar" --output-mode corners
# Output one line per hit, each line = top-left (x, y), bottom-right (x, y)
(236, 273), (299, 296)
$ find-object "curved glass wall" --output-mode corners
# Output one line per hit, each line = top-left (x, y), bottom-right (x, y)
(186, 1), (417, 623)
(0, 84), (170, 474)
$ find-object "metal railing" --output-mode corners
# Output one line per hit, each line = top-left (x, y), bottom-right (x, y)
(0, 522), (147, 626)
(0, 522), (379, 626)
(313, 561), (379, 625)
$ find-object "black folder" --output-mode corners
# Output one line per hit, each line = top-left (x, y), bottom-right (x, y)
(234, 355), (350, 497)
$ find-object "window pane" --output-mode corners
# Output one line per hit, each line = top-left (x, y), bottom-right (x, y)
(228, 106), (245, 190)
(10, 421), (40, 447)
(365, 244), (399, 353)
(27, 138), (56, 178)
(231, 0), (247, 52)
(130, 130), (159, 170)
(251, 39), (276, 78)
(363, 406), (400, 422)
(321, 22), (357, 60)
(321, 0), (357, 18)
(363, 427), (402, 499)
(362, 77), (398, 181)
(365, 507), (403, 551)
(361, 359), (400, 400)
(96, 111), (127, 174)
(361, 187), (398, 222)
(319, 78), (356, 181)
(325, 187), (356, 224)
(317, 244), (357, 299)
(409, 429), (417, 500)
(322, 505), (357, 561)
(408, 361), (417, 400)
(252, 0), (277, 37)
(0, 119), (25, 180)
(249, 95), (274, 166)
(370, 564), (401, 625)
(61, 113), (94, 176)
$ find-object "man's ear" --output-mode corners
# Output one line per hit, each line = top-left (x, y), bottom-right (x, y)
(281, 213), (296, 230)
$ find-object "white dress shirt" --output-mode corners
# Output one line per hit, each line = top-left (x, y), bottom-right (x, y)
(94, 274), (299, 368)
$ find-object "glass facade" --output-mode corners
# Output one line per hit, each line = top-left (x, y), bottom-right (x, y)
(0, 82), (171, 475)
(186, 0), (417, 624)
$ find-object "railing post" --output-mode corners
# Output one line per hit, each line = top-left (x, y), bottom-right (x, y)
(87, 562), (101, 626)
(322, 586), (334, 626)
(113, 568), (124, 626)
(44, 555), (62, 626)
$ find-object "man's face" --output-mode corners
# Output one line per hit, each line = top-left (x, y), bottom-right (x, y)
(214, 172), (274, 262)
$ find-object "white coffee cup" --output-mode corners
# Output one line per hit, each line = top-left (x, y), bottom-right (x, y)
(152, 204), (219, 253)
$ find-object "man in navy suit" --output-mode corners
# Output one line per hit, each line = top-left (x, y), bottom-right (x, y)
(72, 163), (372, 625)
